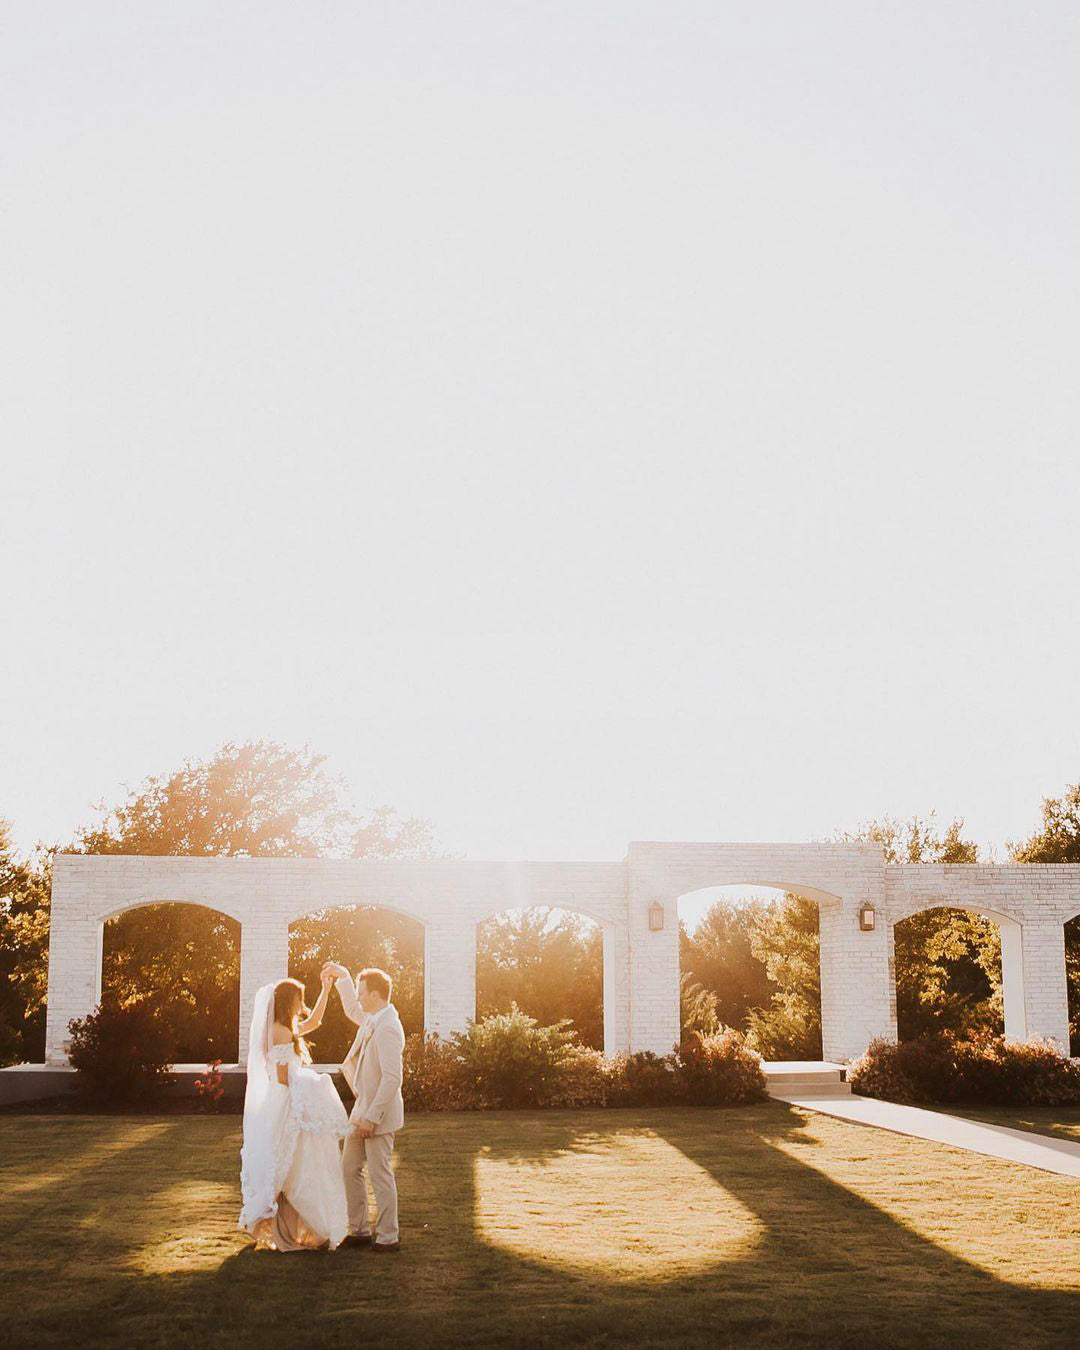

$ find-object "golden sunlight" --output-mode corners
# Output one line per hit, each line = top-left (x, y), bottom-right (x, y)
(133, 1180), (241, 1275)
(472, 1128), (764, 1279)
(8, 1123), (175, 1198)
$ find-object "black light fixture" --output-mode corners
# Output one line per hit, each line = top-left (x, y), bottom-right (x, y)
(648, 901), (665, 931)
(858, 902), (876, 931)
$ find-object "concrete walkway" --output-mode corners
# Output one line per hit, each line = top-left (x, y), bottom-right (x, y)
(772, 1089), (1080, 1179)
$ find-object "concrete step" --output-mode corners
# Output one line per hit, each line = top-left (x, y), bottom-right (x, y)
(768, 1081), (853, 1099)
(761, 1060), (851, 1098)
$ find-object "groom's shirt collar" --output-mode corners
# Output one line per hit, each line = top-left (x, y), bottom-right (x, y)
(367, 1002), (393, 1030)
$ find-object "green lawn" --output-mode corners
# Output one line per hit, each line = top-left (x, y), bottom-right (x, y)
(2, 1105), (1079, 1348)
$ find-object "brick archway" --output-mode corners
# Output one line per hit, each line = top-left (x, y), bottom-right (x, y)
(45, 848), (1080, 1064)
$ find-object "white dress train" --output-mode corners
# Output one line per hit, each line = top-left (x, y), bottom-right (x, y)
(238, 987), (350, 1251)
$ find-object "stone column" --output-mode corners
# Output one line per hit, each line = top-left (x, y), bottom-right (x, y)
(602, 924), (631, 1056)
(424, 920), (476, 1039)
(819, 899), (896, 1062)
(1018, 920), (1070, 1049)
(238, 914), (290, 1062)
(998, 918), (1028, 1041)
(626, 894), (681, 1056)
(44, 910), (103, 1065)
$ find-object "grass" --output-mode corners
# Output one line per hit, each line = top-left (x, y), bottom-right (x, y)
(2, 1105), (1079, 1348)
(950, 1106), (1080, 1146)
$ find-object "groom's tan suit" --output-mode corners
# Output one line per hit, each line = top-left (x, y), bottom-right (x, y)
(336, 976), (405, 1246)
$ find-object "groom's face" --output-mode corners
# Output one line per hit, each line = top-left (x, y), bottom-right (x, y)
(357, 979), (381, 1014)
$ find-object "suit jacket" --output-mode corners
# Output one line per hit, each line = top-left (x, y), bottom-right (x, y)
(335, 977), (405, 1134)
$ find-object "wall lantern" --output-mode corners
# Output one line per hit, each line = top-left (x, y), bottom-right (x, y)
(858, 902), (876, 932)
(648, 901), (665, 931)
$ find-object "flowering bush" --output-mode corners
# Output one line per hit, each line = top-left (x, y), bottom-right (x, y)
(675, 1028), (769, 1106)
(67, 996), (176, 1106)
(848, 1032), (1080, 1106)
(193, 1059), (225, 1112)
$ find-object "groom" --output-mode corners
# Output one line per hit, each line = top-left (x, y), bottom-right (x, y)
(321, 961), (405, 1252)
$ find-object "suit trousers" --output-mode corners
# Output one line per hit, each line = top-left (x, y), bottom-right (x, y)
(342, 1130), (399, 1245)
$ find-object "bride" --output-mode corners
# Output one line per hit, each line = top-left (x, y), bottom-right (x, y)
(238, 971), (350, 1251)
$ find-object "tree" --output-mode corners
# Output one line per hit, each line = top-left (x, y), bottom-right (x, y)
(835, 813), (1001, 1040)
(0, 821), (51, 1065)
(72, 741), (438, 1061)
(289, 906), (425, 1060)
(476, 909), (604, 1049)
(1010, 783), (1080, 865)
(835, 813), (978, 867)
(1011, 782), (1080, 1053)
(679, 899), (774, 1035)
(73, 740), (436, 859)
(101, 904), (241, 1061)
(745, 893), (822, 1059)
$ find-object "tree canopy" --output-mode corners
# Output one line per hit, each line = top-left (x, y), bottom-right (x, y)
(0, 822), (51, 1063)
(44, 741), (437, 1063)
(476, 909), (604, 1049)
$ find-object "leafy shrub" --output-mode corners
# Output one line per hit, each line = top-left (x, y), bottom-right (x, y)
(607, 1051), (680, 1106)
(397, 1013), (767, 1112)
(451, 1004), (576, 1108)
(67, 996), (176, 1106)
(0, 1020), (24, 1068)
(849, 1032), (1080, 1107)
(744, 999), (822, 1061)
(541, 1044), (610, 1108)
(680, 973), (721, 1038)
(675, 1028), (769, 1106)
(402, 1032), (486, 1112)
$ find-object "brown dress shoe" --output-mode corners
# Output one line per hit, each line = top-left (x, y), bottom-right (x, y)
(339, 1233), (373, 1249)
(371, 1240), (401, 1253)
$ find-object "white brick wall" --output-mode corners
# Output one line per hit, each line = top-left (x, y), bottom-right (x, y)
(43, 847), (1080, 1064)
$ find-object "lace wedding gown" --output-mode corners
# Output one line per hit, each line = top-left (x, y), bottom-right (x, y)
(238, 987), (350, 1251)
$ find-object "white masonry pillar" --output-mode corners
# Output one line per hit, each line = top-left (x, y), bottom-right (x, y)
(626, 892), (681, 1057)
(424, 919), (476, 1039)
(238, 913), (290, 1062)
(603, 923), (631, 1056)
(44, 909), (104, 1065)
(1016, 920), (1070, 1050)
(819, 898), (897, 1062)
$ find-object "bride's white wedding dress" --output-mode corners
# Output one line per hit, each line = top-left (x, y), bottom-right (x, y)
(238, 983), (350, 1251)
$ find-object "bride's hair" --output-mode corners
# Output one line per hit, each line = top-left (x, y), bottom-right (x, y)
(274, 978), (313, 1063)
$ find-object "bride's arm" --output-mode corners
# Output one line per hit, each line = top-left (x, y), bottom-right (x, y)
(298, 972), (333, 1035)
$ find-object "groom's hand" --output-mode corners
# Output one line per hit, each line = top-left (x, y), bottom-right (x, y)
(322, 961), (349, 981)
(354, 1119), (376, 1138)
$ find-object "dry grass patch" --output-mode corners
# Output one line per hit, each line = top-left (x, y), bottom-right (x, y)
(949, 1106), (1080, 1146)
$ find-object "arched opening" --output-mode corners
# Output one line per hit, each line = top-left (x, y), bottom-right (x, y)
(677, 885), (823, 1059)
(891, 906), (1007, 1041)
(101, 902), (240, 1062)
(476, 907), (606, 1051)
(288, 905), (425, 1061)
(1065, 912), (1080, 1055)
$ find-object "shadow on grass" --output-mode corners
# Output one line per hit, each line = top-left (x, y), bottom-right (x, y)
(4, 1107), (1080, 1349)
(651, 1107), (1080, 1345)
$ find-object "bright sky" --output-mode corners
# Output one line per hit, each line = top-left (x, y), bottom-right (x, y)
(2, 3), (1078, 871)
